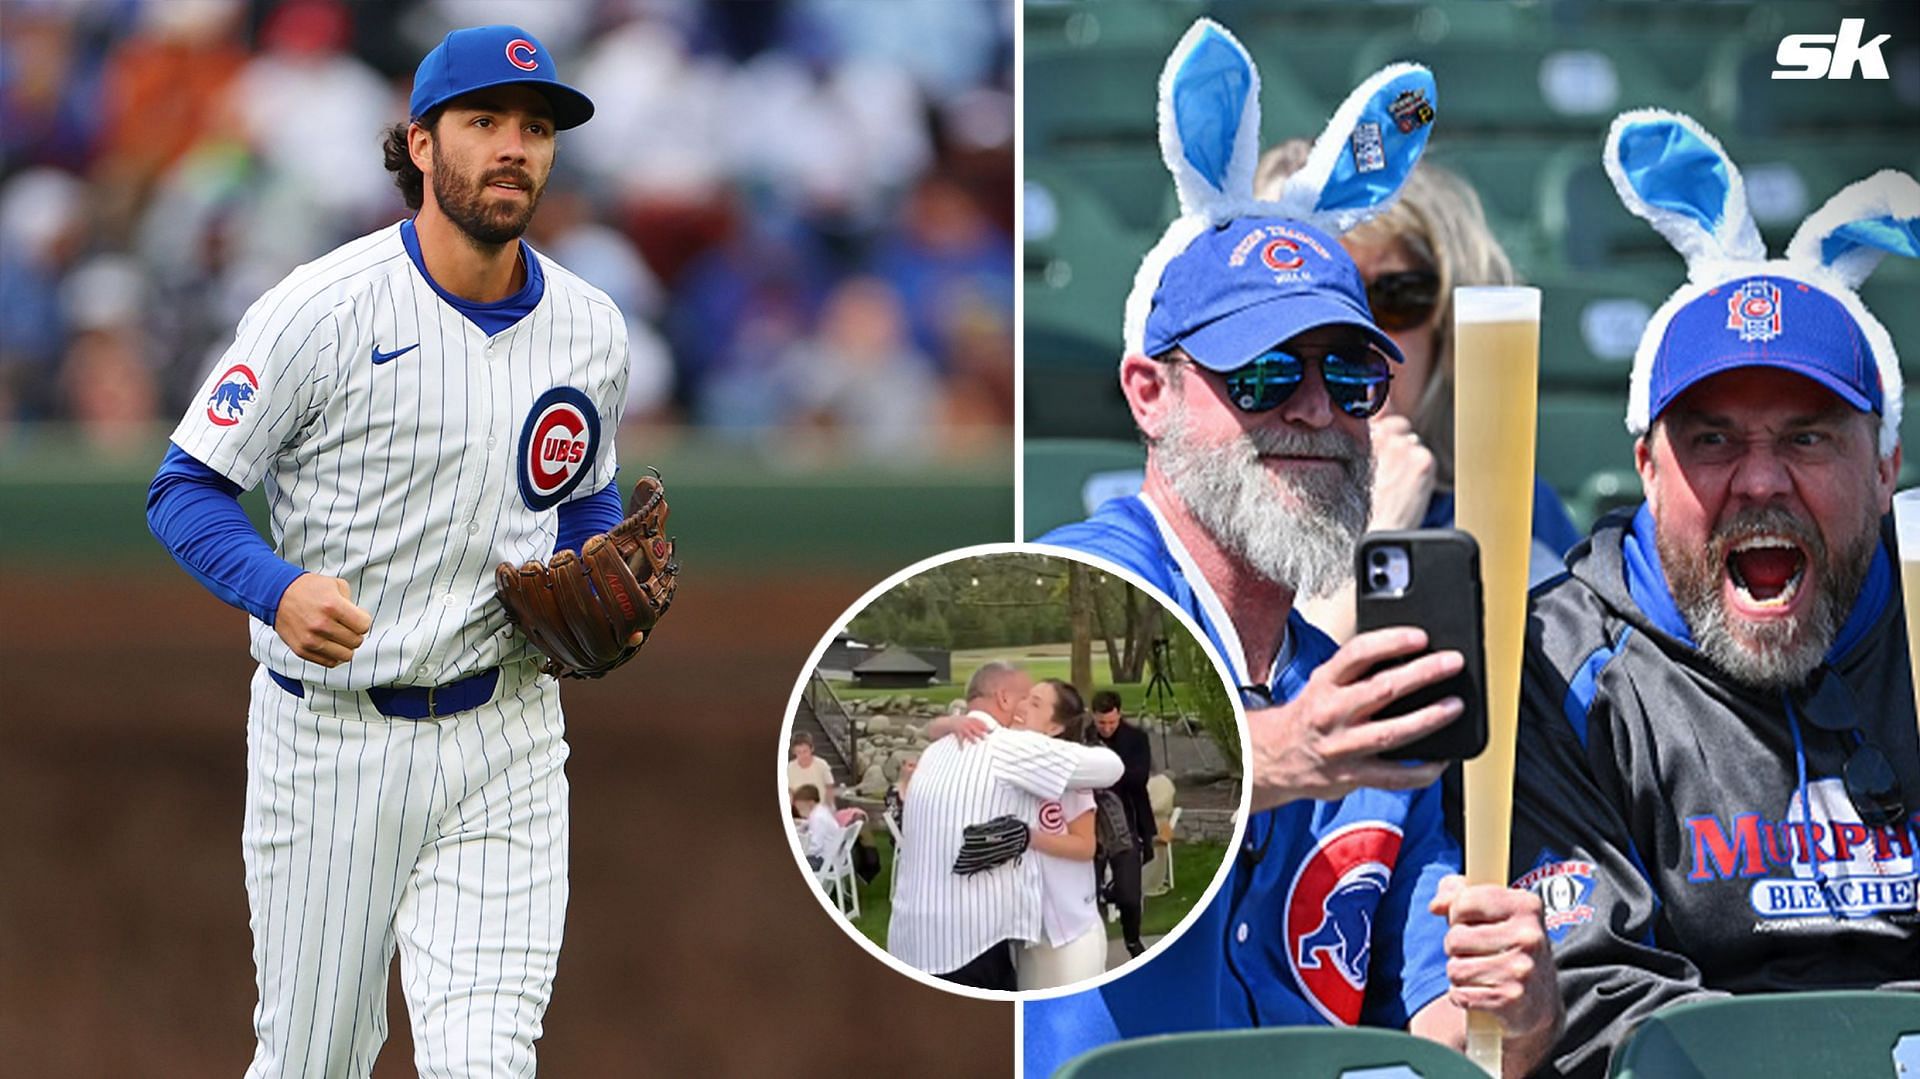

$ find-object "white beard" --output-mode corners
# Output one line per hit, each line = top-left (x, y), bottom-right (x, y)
(1155, 397), (1372, 598)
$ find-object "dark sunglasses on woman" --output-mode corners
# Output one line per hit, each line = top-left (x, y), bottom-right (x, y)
(1367, 270), (1440, 332)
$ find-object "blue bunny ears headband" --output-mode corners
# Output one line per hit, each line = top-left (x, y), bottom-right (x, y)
(1605, 109), (1920, 456)
(1120, 19), (1437, 358)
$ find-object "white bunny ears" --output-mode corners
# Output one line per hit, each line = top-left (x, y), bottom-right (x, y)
(1121, 20), (1437, 357)
(1605, 109), (1920, 456)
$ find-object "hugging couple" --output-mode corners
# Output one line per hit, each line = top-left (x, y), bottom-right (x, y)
(886, 661), (1127, 992)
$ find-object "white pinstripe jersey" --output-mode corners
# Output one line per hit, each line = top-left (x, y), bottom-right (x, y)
(172, 222), (630, 690)
(887, 711), (1122, 975)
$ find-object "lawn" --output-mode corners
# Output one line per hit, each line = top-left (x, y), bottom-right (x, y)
(844, 833), (1229, 949)
(833, 646), (1199, 718)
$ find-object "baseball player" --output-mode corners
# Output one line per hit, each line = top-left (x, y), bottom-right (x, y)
(145, 26), (671, 1076)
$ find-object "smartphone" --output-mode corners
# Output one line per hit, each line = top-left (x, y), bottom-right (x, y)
(1354, 529), (1488, 761)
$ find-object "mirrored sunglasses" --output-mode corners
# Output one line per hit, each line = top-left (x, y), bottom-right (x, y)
(1208, 346), (1394, 419)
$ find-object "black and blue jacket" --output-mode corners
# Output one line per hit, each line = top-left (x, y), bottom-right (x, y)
(1511, 504), (1920, 1079)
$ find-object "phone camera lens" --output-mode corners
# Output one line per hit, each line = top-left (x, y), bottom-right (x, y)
(1369, 550), (1389, 567)
(1369, 570), (1388, 589)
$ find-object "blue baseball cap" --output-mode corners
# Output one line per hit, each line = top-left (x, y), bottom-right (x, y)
(410, 25), (594, 130)
(1142, 217), (1403, 370)
(1650, 274), (1882, 421)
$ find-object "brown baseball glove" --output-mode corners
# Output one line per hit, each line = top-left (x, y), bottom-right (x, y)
(496, 470), (678, 678)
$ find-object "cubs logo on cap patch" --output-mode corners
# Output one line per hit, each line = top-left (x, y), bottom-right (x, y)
(206, 364), (259, 426)
(1727, 279), (1784, 342)
(517, 386), (600, 511)
(505, 38), (538, 71)
(1284, 821), (1403, 1025)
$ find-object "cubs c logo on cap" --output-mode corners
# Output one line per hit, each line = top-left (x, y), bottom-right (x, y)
(505, 38), (538, 71)
(1284, 821), (1403, 1025)
(1262, 238), (1305, 272)
(517, 386), (600, 511)
(206, 364), (259, 427)
(1727, 279), (1783, 342)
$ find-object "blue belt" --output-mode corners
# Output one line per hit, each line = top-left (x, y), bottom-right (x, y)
(268, 667), (500, 720)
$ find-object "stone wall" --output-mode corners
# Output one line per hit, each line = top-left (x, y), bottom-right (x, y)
(1173, 808), (1237, 845)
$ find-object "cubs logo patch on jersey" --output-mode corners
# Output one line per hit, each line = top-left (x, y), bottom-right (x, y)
(1284, 821), (1403, 1025)
(206, 364), (259, 426)
(517, 386), (601, 511)
(1514, 852), (1597, 942)
(1038, 800), (1067, 834)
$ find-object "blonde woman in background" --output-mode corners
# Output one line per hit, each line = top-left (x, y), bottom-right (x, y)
(1255, 145), (1583, 641)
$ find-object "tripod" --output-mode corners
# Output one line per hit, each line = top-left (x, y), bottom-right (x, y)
(1141, 637), (1188, 762)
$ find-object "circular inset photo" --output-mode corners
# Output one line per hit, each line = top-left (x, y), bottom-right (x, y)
(780, 544), (1250, 1001)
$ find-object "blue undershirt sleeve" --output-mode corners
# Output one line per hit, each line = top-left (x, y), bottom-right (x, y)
(146, 442), (306, 625)
(554, 478), (623, 555)
(1362, 780), (1461, 1029)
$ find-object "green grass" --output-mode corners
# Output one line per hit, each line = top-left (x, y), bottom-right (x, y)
(844, 835), (1230, 949)
(1136, 840), (1227, 938)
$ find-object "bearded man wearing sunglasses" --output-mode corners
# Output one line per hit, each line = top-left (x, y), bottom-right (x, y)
(1029, 209), (1562, 1074)
(1504, 178), (1920, 1077)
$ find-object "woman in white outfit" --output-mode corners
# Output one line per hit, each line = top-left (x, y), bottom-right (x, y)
(1010, 679), (1107, 989)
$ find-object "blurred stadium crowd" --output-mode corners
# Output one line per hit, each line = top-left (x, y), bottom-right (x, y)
(0, 0), (1014, 461)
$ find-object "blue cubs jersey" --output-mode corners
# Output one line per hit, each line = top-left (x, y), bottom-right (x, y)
(1024, 494), (1458, 1076)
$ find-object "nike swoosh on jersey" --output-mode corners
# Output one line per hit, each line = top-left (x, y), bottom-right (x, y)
(371, 343), (421, 365)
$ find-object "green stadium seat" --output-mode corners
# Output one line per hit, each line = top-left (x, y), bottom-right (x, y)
(1350, 33), (1711, 139)
(1535, 267), (1683, 391)
(1568, 467), (1643, 531)
(1024, 0), (1201, 53)
(1025, 41), (1165, 157)
(1729, 138), (1920, 250)
(1712, 33), (1920, 138)
(1044, 150), (1179, 236)
(1541, 148), (1673, 271)
(1024, 167), (1150, 369)
(1865, 276), (1920, 382)
(1055, 1025), (1486, 1079)
(1024, 438), (1146, 539)
(1536, 390), (1636, 496)
(1610, 991), (1920, 1079)
(1424, 140), (1563, 241)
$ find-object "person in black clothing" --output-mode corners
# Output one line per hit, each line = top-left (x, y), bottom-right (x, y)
(1090, 691), (1154, 957)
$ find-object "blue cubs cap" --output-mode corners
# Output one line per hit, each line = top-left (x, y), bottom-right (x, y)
(1650, 274), (1882, 421)
(410, 25), (594, 130)
(1143, 217), (1403, 370)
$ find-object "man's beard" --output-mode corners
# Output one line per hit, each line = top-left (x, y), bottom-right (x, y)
(1155, 397), (1372, 598)
(1658, 500), (1878, 690)
(432, 144), (541, 246)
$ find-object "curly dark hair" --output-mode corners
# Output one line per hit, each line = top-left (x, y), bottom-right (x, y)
(380, 108), (443, 212)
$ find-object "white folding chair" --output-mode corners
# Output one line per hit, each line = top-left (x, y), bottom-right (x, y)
(882, 809), (905, 897)
(815, 819), (865, 919)
(1145, 806), (1183, 897)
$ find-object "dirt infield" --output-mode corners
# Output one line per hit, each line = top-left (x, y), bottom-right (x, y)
(0, 570), (1011, 1077)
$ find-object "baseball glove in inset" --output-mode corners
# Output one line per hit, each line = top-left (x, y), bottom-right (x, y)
(496, 471), (678, 678)
(952, 815), (1031, 876)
